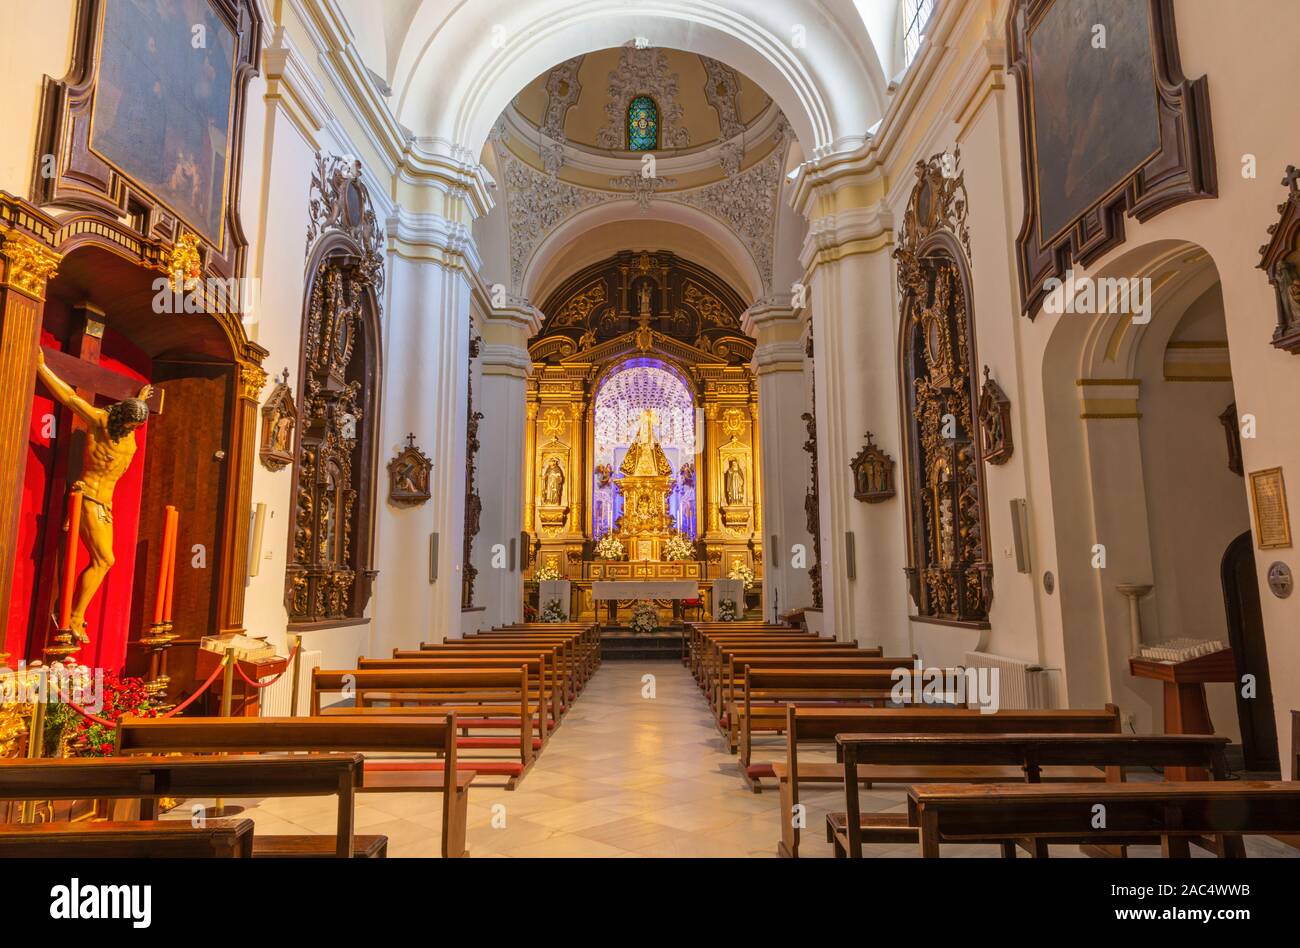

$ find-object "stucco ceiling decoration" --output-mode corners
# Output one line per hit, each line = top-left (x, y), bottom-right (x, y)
(539, 56), (584, 177)
(495, 132), (789, 294)
(503, 45), (778, 181)
(700, 56), (745, 140)
(596, 45), (689, 150)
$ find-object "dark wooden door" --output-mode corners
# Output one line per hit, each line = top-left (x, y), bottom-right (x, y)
(1220, 531), (1279, 772)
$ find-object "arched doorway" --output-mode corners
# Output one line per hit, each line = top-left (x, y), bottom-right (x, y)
(1042, 240), (1275, 765)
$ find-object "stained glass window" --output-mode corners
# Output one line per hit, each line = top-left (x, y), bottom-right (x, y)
(627, 96), (659, 151)
(902, 0), (936, 68)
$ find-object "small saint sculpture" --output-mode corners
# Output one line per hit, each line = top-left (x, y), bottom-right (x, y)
(724, 458), (746, 506)
(542, 458), (566, 505)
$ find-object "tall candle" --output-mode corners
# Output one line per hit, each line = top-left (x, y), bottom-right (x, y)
(163, 508), (180, 623)
(58, 490), (84, 631)
(152, 506), (177, 626)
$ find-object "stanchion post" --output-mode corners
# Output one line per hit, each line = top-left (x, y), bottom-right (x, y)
(214, 648), (236, 817)
(20, 668), (49, 825)
(288, 635), (303, 717)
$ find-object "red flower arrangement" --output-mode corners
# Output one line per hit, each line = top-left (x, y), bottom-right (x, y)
(53, 673), (158, 758)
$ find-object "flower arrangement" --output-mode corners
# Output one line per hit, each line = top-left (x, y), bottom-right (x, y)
(45, 672), (157, 758)
(717, 598), (739, 621)
(540, 598), (567, 623)
(629, 601), (660, 635)
(661, 532), (695, 562)
(535, 563), (562, 582)
(729, 562), (756, 591)
(595, 533), (625, 561)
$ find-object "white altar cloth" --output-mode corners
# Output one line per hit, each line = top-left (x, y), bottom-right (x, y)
(591, 580), (699, 600)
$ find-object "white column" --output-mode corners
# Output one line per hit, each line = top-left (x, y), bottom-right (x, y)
(371, 215), (475, 655)
(744, 297), (814, 620)
(474, 326), (535, 628)
(800, 206), (910, 654)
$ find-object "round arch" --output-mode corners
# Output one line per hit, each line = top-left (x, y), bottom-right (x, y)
(523, 200), (765, 302)
(390, 0), (887, 160)
(1037, 239), (1255, 724)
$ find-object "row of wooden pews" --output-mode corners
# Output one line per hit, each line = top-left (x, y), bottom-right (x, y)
(687, 622), (1300, 858)
(0, 622), (598, 858)
(685, 621), (920, 789)
(315, 621), (600, 789)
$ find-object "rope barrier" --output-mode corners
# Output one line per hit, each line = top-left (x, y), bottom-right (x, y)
(160, 653), (231, 718)
(62, 651), (229, 726)
(60, 701), (113, 729)
(232, 641), (302, 690)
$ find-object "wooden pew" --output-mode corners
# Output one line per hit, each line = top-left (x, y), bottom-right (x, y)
(405, 644), (570, 718)
(692, 634), (843, 685)
(684, 621), (793, 669)
(478, 624), (600, 678)
(435, 636), (580, 702)
(0, 753), (373, 858)
(737, 668), (914, 776)
(712, 651), (903, 722)
(771, 705), (1122, 851)
(116, 715), (474, 857)
(312, 667), (535, 786)
(469, 632), (593, 691)
(906, 780), (1300, 858)
(834, 733), (1231, 858)
(359, 656), (558, 744)
(0, 819), (255, 858)
(436, 634), (587, 699)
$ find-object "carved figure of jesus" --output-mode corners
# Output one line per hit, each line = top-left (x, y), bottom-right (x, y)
(36, 347), (153, 643)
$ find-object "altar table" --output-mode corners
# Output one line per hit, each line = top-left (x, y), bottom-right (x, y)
(590, 580), (700, 600)
(590, 580), (702, 625)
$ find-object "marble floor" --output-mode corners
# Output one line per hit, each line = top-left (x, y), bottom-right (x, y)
(171, 661), (1299, 859)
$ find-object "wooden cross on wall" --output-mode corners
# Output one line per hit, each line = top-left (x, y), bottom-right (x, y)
(38, 304), (165, 429)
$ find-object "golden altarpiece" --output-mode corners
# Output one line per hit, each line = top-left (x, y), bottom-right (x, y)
(524, 251), (763, 622)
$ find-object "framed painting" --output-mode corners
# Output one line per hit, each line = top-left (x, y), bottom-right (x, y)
(89, 0), (238, 248)
(33, 0), (262, 279)
(1007, 0), (1216, 317)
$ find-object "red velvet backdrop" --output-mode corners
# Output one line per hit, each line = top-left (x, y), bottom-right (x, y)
(4, 326), (151, 673)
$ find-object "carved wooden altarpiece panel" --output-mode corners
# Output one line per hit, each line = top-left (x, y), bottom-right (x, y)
(896, 151), (992, 625)
(1008, 0), (1216, 317)
(285, 155), (383, 625)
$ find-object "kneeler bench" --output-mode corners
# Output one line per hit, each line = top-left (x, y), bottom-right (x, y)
(830, 733), (1232, 858)
(0, 819), (256, 858)
(311, 667), (536, 788)
(0, 754), (377, 858)
(116, 715), (475, 857)
(772, 705), (1127, 856)
(905, 780), (1300, 858)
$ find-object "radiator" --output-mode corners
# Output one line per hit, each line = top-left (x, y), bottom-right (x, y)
(259, 649), (322, 717)
(961, 651), (1060, 710)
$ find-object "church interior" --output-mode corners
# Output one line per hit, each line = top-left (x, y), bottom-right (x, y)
(1, 0), (1299, 883)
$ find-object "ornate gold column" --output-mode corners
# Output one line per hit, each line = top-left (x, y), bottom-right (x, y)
(0, 230), (61, 655)
(523, 399), (538, 533)
(217, 358), (267, 635)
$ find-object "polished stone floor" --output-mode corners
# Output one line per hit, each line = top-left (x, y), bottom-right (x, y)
(177, 662), (1299, 858)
